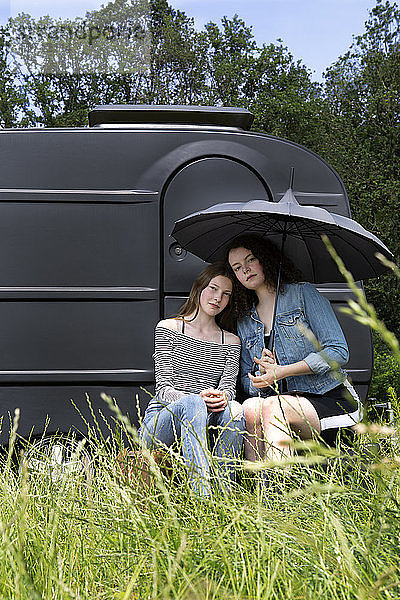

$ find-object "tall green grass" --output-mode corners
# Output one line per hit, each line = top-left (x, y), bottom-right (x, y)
(1, 246), (400, 599)
(0, 398), (399, 600)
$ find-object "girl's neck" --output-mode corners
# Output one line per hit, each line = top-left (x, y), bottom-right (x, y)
(184, 310), (218, 333)
(255, 283), (276, 307)
(182, 309), (222, 342)
(254, 284), (276, 332)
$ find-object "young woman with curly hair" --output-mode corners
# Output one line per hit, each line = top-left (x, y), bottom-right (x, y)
(226, 234), (361, 463)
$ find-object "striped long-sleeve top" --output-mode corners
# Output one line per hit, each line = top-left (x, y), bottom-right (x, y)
(150, 324), (240, 409)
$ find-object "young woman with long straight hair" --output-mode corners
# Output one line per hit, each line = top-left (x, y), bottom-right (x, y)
(138, 262), (245, 496)
(227, 234), (361, 464)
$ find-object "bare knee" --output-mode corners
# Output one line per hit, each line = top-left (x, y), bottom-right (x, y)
(242, 396), (273, 430)
(243, 397), (262, 419)
(243, 395), (296, 435)
(278, 394), (320, 434)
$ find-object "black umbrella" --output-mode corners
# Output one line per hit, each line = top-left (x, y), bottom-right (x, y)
(171, 171), (392, 351)
(172, 193), (391, 282)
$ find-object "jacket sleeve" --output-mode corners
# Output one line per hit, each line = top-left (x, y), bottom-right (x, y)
(153, 325), (187, 405)
(217, 345), (240, 402)
(301, 283), (349, 375)
(237, 321), (268, 399)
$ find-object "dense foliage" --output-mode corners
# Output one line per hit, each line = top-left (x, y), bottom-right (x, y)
(369, 349), (400, 401)
(0, 0), (399, 339)
(323, 0), (400, 336)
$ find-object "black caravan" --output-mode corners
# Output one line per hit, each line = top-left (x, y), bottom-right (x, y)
(0, 105), (372, 445)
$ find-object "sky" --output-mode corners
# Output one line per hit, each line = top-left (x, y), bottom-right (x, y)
(0, 0), (380, 80)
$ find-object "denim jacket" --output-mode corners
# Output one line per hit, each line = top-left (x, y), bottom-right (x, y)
(237, 282), (349, 397)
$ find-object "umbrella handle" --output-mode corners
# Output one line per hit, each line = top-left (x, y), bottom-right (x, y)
(266, 330), (275, 352)
(267, 228), (286, 360)
(250, 225), (285, 376)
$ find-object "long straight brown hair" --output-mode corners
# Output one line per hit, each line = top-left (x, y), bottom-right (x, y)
(176, 262), (236, 332)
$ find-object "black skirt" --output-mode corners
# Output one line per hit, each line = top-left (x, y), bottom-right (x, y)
(290, 383), (362, 445)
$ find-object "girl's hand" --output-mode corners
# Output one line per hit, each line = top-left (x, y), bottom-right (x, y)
(248, 363), (282, 388)
(200, 388), (227, 412)
(254, 348), (276, 375)
(249, 359), (310, 388)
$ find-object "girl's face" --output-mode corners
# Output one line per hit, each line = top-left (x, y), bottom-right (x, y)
(199, 275), (232, 317)
(228, 246), (266, 290)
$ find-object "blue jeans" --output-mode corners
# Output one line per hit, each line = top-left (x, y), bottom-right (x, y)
(138, 394), (245, 496)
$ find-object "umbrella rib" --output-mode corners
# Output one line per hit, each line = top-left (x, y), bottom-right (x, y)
(201, 216), (294, 260)
(295, 222), (318, 282)
(201, 216), (301, 260)
(230, 214), (278, 231)
(203, 230), (257, 262)
(176, 214), (280, 254)
(329, 232), (380, 277)
(174, 216), (241, 246)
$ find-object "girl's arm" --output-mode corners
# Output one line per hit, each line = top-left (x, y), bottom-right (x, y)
(154, 323), (187, 405)
(217, 342), (241, 402)
(300, 282), (349, 374)
(249, 356), (311, 388)
(204, 333), (241, 409)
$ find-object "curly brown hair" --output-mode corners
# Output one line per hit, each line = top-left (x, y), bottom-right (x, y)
(225, 235), (303, 321)
(175, 262), (236, 332)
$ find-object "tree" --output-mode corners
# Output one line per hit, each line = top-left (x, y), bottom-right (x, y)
(247, 42), (327, 150)
(322, 0), (400, 335)
(202, 15), (258, 106)
(4, 1), (326, 134)
(6, 2), (155, 126)
(0, 25), (33, 127)
(146, 0), (208, 104)
(199, 14), (327, 150)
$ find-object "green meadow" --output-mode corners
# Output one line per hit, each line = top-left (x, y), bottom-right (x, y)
(0, 397), (399, 600)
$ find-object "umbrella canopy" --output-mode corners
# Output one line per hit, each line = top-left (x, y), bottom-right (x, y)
(172, 181), (392, 355)
(171, 190), (392, 283)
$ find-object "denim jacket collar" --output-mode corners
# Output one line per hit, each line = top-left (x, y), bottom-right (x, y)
(249, 305), (262, 324)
